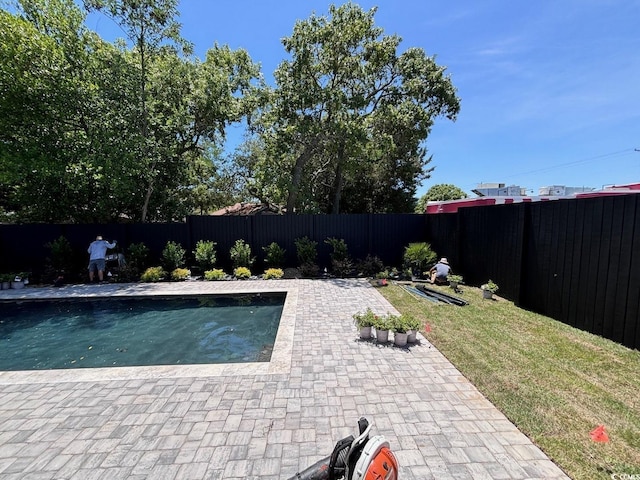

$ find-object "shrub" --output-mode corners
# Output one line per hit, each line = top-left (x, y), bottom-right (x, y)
(230, 240), (255, 269)
(204, 268), (226, 281)
(325, 237), (353, 277)
(263, 268), (284, 280)
(162, 241), (186, 272)
(233, 266), (251, 279)
(194, 240), (217, 271)
(263, 242), (286, 268)
(448, 274), (464, 284)
(357, 255), (385, 277)
(403, 242), (437, 275)
(140, 266), (166, 282)
(171, 268), (190, 281)
(390, 314), (408, 334)
(295, 236), (317, 265)
(402, 313), (422, 332)
(127, 242), (150, 273)
(45, 235), (73, 272)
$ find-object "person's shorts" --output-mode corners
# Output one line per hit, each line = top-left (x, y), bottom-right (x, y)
(88, 258), (105, 272)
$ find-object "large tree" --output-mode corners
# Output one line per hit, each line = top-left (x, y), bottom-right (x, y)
(0, 0), (261, 222)
(415, 183), (468, 213)
(249, 3), (460, 214)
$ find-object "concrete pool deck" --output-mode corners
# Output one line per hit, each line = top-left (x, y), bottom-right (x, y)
(0, 279), (569, 479)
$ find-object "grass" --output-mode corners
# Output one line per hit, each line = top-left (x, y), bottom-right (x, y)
(380, 282), (640, 480)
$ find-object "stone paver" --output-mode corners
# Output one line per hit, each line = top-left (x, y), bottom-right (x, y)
(0, 280), (569, 479)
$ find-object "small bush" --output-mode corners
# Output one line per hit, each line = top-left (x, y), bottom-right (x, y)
(204, 268), (226, 281)
(233, 266), (251, 279)
(45, 235), (73, 272)
(295, 236), (317, 266)
(230, 240), (255, 269)
(263, 242), (286, 268)
(162, 241), (186, 272)
(171, 268), (190, 281)
(357, 255), (385, 277)
(263, 268), (284, 280)
(325, 237), (353, 277)
(127, 242), (150, 274)
(403, 242), (437, 275)
(140, 266), (166, 282)
(300, 262), (320, 278)
(194, 240), (217, 270)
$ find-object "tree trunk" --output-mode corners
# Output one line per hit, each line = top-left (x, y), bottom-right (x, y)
(331, 144), (346, 214)
(286, 145), (314, 214)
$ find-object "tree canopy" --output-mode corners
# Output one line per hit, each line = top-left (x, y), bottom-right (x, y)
(415, 183), (468, 213)
(246, 3), (460, 214)
(0, 0), (261, 222)
(0, 1), (459, 222)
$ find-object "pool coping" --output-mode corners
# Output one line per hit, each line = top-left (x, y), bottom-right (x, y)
(0, 281), (298, 384)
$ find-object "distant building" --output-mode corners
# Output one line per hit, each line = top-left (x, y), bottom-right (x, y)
(472, 183), (528, 197)
(425, 182), (639, 214)
(538, 185), (595, 196)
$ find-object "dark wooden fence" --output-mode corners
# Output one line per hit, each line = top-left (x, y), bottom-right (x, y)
(425, 195), (640, 350)
(1, 195), (638, 349)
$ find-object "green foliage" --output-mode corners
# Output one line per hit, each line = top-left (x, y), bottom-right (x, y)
(204, 268), (226, 281)
(403, 242), (437, 273)
(482, 280), (499, 293)
(389, 314), (408, 334)
(448, 274), (464, 284)
(263, 268), (284, 280)
(127, 242), (150, 273)
(140, 266), (166, 282)
(373, 314), (392, 331)
(44, 235), (74, 273)
(233, 266), (251, 279)
(170, 268), (190, 281)
(194, 240), (217, 270)
(415, 184), (468, 213)
(357, 255), (384, 277)
(294, 236), (317, 265)
(0, 1), (261, 223)
(251, 3), (459, 214)
(162, 241), (186, 271)
(353, 307), (377, 328)
(401, 313), (422, 332)
(262, 242), (286, 268)
(325, 237), (353, 277)
(229, 239), (255, 269)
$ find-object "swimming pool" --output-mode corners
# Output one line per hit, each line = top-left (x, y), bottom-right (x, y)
(0, 293), (285, 371)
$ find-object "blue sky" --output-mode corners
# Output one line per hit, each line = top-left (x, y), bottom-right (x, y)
(85, 0), (640, 197)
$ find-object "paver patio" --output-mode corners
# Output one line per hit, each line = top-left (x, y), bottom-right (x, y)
(0, 279), (569, 479)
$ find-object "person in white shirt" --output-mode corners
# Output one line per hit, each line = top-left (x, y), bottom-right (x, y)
(87, 235), (117, 283)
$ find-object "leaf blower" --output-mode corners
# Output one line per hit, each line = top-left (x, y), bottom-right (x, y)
(287, 417), (399, 480)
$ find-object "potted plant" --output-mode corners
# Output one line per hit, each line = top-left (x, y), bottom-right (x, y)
(353, 308), (376, 339)
(481, 280), (499, 299)
(374, 314), (392, 343)
(0, 274), (11, 290)
(11, 274), (25, 289)
(447, 274), (464, 289)
(391, 314), (409, 347)
(403, 313), (422, 343)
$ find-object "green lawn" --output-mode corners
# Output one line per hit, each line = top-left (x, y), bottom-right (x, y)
(380, 282), (640, 480)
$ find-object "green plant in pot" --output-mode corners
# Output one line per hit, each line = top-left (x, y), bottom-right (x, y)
(481, 280), (499, 299)
(447, 274), (464, 288)
(402, 313), (422, 343)
(403, 242), (437, 279)
(353, 308), (376, 339)
(374, 313), (393, 343)
(391, 313), (410, 347)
